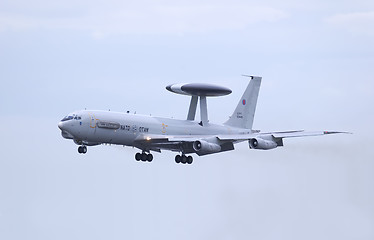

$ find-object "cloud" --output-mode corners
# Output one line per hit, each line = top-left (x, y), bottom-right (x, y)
(326, 11), (374, 36)
(0, 3), (288, 37)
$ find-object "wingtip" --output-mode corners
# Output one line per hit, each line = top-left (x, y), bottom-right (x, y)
(323, 131), (353, 135)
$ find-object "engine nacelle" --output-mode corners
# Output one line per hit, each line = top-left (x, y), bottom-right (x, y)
(249, 138), (278, 150)
(193, 140), (222, 154)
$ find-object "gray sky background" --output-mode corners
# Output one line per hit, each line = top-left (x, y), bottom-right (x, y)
(0, 0), (373, 239)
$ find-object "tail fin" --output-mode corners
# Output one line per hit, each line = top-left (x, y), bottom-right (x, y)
(224, 76), (262, 129)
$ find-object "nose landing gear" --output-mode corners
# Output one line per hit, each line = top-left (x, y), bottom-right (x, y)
(78, 145), (87, 154)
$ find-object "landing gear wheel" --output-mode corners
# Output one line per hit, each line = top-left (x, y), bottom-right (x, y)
(147, 154), (153, 162)
(175, 155), (181, 163)
(141, 153), (147, 161)
(187, 156), (193, 164)
(135, 152), (154, 162)
(175, 155), (193, 164)
(181, 155), (187, 164)
(78, 146), (87, 154)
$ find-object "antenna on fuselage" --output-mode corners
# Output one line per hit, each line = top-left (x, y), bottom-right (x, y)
(165, 83), (232, 126)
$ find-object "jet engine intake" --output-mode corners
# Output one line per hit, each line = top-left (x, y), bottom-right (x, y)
(249, 138), (277, 150)
(193, 140), (221, 154)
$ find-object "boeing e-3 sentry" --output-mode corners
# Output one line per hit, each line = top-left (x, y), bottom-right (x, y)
(58, 76), (345, 164)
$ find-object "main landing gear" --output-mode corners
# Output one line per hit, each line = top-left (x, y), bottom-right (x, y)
(134, 152), (193, 164)
(78, 145), (87, 154)
(135, 152), (153, 162)
(175, 155), (193, 164)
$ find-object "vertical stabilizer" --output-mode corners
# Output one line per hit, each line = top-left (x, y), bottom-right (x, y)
(224, 76), (262, 129)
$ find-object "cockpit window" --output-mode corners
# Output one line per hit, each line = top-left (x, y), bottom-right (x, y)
(61, 114), (81, 122)
(61, 115), (74, 122)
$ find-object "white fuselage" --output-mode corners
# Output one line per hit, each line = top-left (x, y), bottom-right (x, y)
(58, 77), (344, 163)
(58, 110), (250, 146)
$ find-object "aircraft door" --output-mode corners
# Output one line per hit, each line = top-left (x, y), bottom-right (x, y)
(89, 113), (96, 128)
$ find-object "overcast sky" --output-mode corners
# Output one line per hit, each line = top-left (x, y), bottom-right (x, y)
(0, 1), (373, 240)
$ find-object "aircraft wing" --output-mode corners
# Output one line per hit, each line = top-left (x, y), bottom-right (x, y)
(217, 130), (349, 141)
(133, 131), (349, 155)
(133, 134), (235, 156)
(217, 130), (350, 150)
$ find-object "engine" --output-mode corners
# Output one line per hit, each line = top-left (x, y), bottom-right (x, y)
(249, 138), (278, 150)
(193, 140), (222, 154)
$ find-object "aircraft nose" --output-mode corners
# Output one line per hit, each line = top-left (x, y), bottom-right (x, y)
(58, 121), (64, 130)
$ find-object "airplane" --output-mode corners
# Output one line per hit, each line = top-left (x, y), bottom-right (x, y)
(58, 76), (347, 164)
